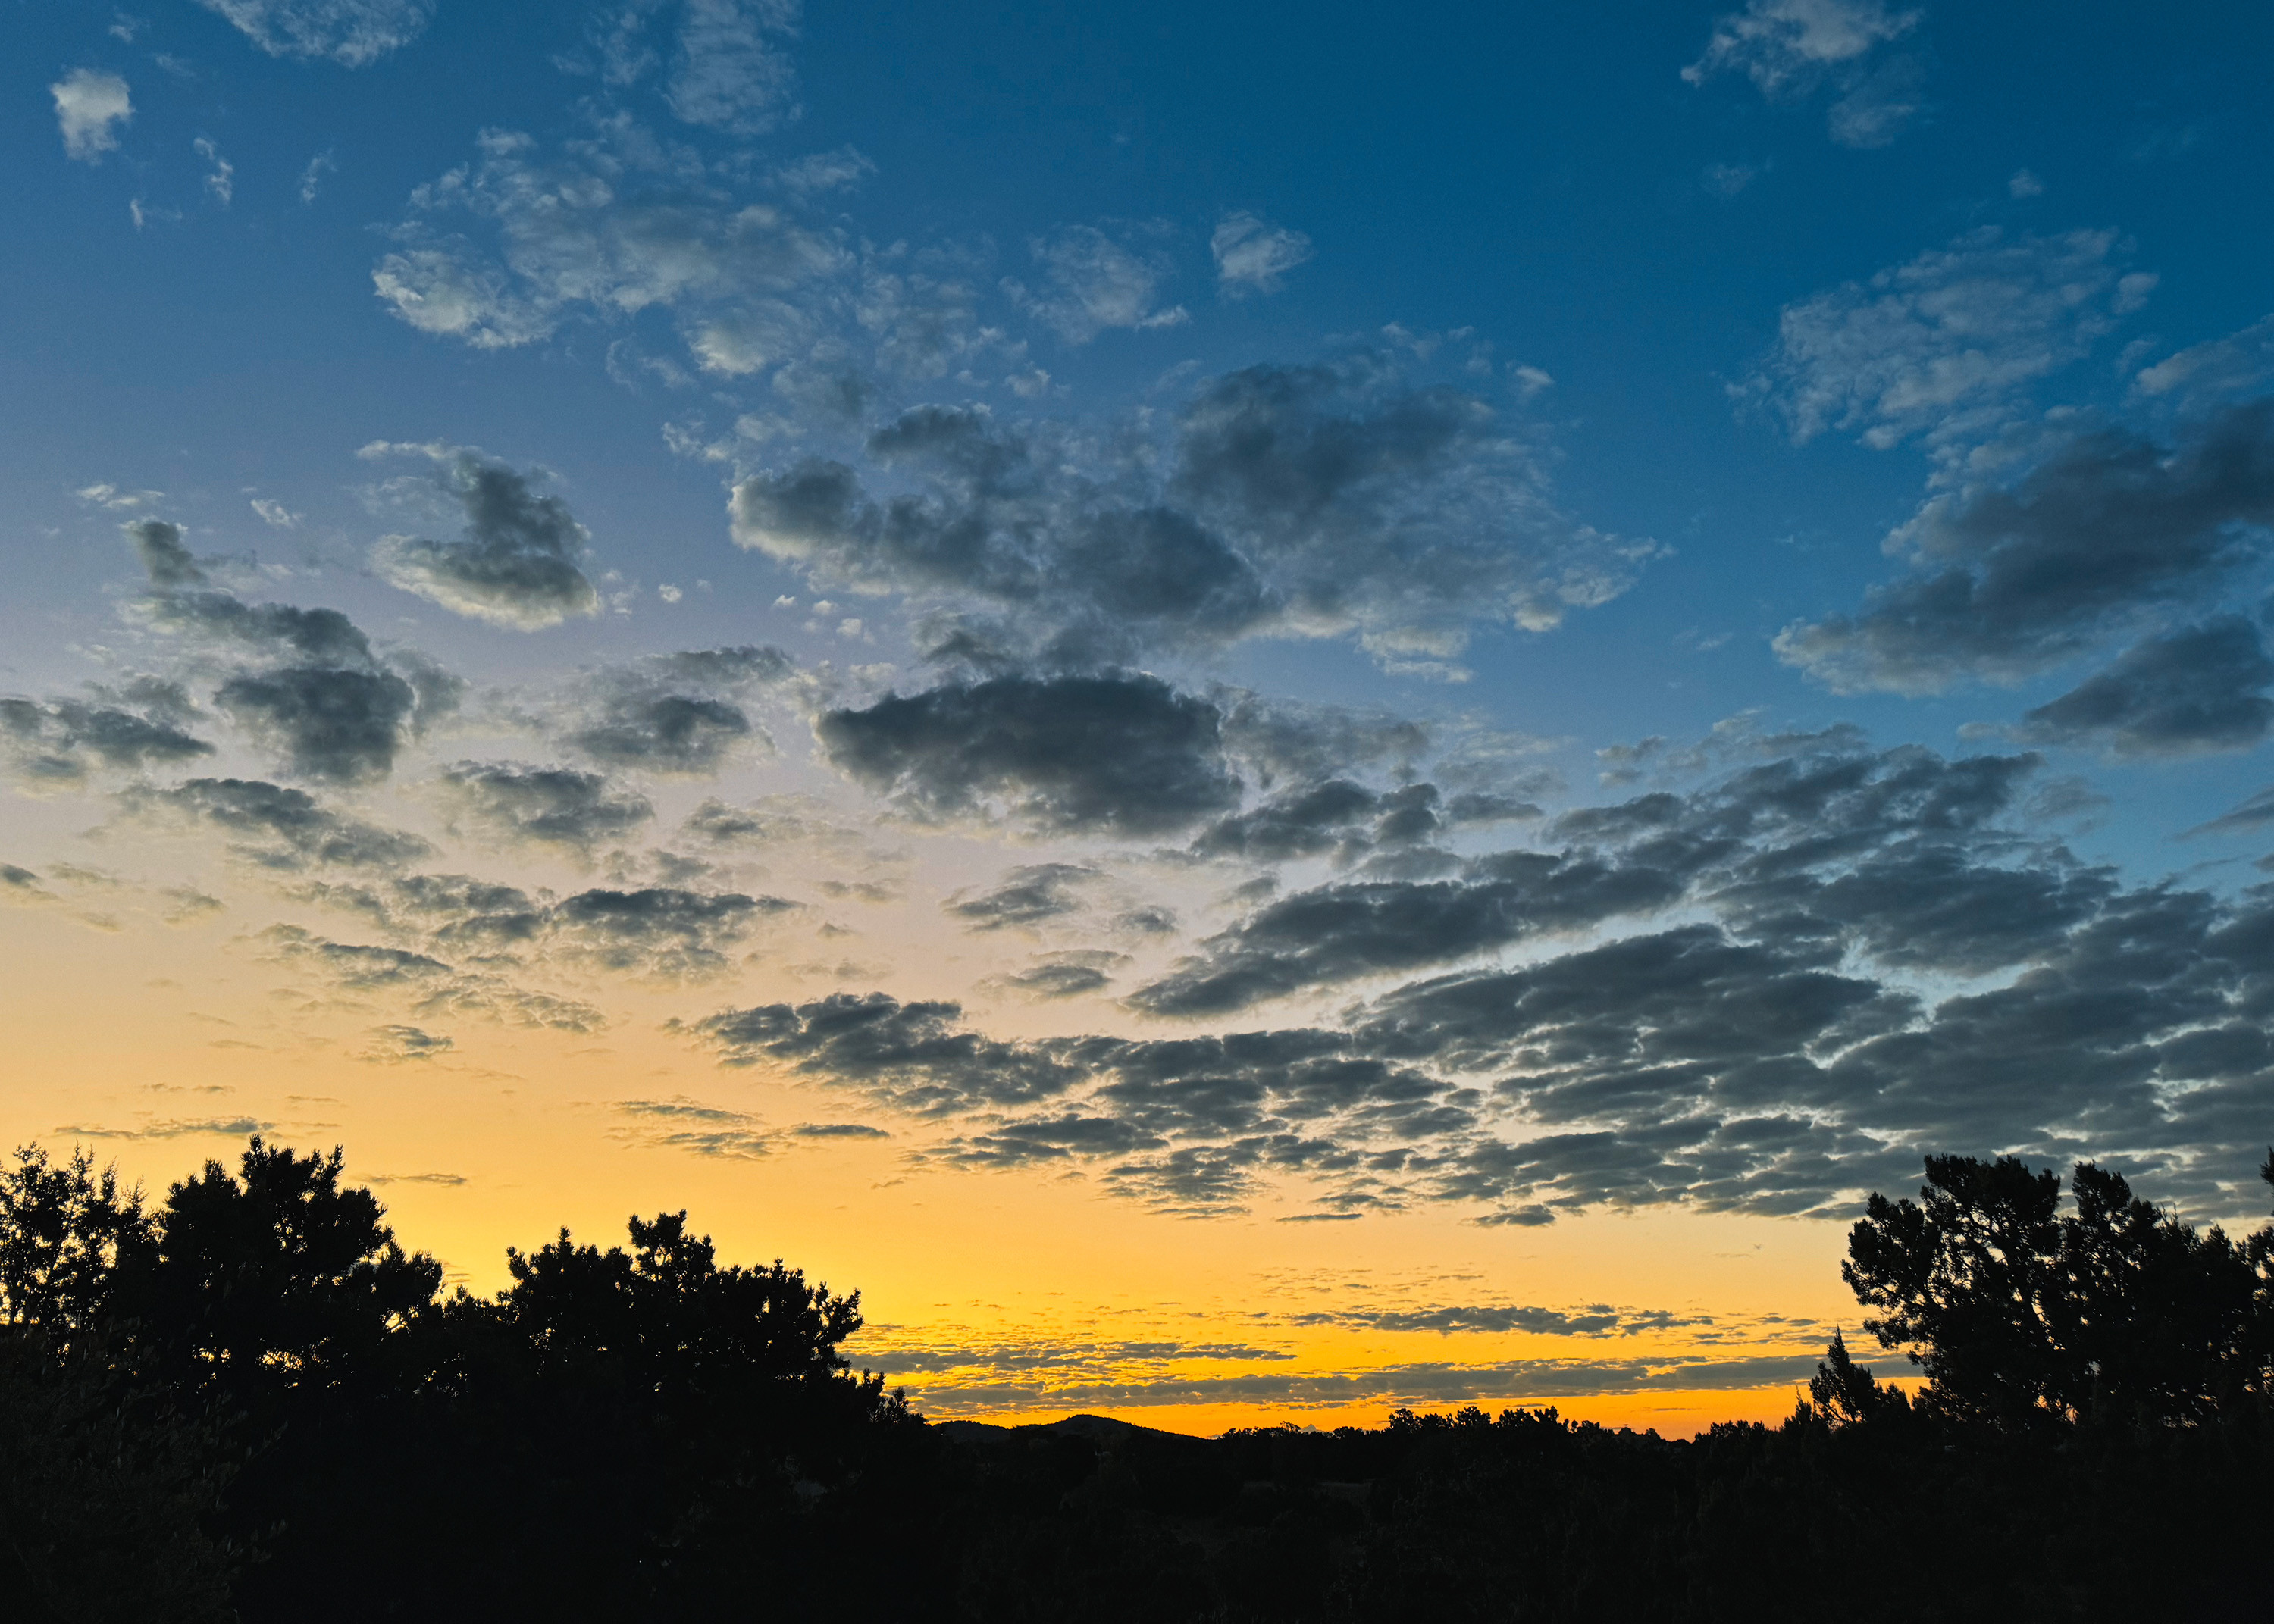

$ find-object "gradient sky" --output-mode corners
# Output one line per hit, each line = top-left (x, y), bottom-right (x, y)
(7, 0), (2274, 1435)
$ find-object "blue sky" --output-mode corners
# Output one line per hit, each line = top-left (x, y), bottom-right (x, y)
(5, 0), (2274, 1422)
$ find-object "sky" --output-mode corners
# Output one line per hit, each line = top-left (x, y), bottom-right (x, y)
(6, 0), (2274, 1436)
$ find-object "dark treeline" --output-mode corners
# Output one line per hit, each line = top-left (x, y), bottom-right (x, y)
(3, 1141), (2272, 1622)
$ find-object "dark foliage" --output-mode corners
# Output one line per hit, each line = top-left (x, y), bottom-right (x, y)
(2, 1138), (2271, 1622)
(1844, 1152), (2267, 1427)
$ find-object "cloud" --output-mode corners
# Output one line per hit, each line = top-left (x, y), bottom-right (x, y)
(369, 446), (601, 629)
(52, 70), (132, 163)
(374, 122), (847, 353)
(1301, 1302), (1704, 1338)
(124, 518), (202, 587)
(682, 992), (1088, 1115)
(195, 0), (434, 66)
(0, 687), (212, 787)
(1211, 211), (1314, 299)
(772, 144), (872, 195)
(679, 791), (876, 856)
(612, 1097), (777, 1159)
(1129, 849), (1685, 1017)
(1685, 0), (1915, 92)
(945, 865), (1100, 931)
(195, 136), (234, 205)
(570, 695), (753, 772)
(548, 885), (794, 980)
(121, 519), (453, 783)
(993, 950), (1129, 1000)
(1775, 401), (2274, 693)
(2008, 617), (2274, 757)
(1, 865), (55, 903)
(666, 0), (801, 133)
(1822, 51), (1923, 149)
(1169, 357), (1652, 652)
(127, 778), (434, 870)
(1684, 0), (1922, 146)
(1745, 228), (2147, 450)
(660, 731), (2274, 1227)
(731, 357), (1653, 670)
(265, 924), (609, 1031)
(1192, 780), (1423, 864)
(299, 870), (790, 985)
(1006, 225), (1187, 343)
(359, 1024), (453, 1062)
(558, 646), (791, 772)
(728, 410), (1274, 661)
(217, 667), (419, 785)
(62, 1116), (276, 1142)
(299, 151), (337, 205)
(435, 762), (656, 855)
(816, 672), (1243, 836)
(2134, 312), (2274, 401)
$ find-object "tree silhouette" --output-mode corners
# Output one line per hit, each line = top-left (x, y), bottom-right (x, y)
(1804, 1329), (1910, 1428)
(0, 1145), (155, 1350)
(496, 1209), (870, 1393)
(1843, 1153), (2266, 1426)
(140, 1137), (442, 1399)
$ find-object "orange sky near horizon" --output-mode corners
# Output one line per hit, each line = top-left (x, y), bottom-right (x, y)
(0, 895), (1869, 1440)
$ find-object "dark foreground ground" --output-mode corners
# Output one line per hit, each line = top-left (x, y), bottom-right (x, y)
(8, 1141), (2274, 1622)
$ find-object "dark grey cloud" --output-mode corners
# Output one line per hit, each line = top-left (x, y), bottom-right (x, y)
(217, 666), (418, 786)
(2009, 616), (2274, 757)
(1711, 840), (2119, 977)
(123, 521), (451, 784)
(2190, 786), (2274, 838)
(816, 671), (1240, 836)
(559, 646), (791, 773)
(1296, 1302), (1704, 1338)
(1214, 690), (1428, 787)
(59, 1115), (277, 1143)
(299, 863), (788, 985)
(611, 1098), (776, 1160)
(124, 519), (204, 587)
(733, 407), (1271, 663)
(0, 687), (211, 786)
(264, 923), (608, 1032)
(993, 950), (1129, 1000)
(371, 447), (600, 630)
(127, 778), (433, 870)
(436, 762), (655, 855)
(568, 693), (752, 772)
(669, 733), (2274, 1228)
(299, 871), (545, 953)
(944, 864), (1098, 931)
(1131, 850), (1685, 1017)
(731, 355), (1649, 672)
(682, 992), (1088, 1114)
(1777, 402), (2274, 693)
(1189, 780), (1384, 863)
(549, 885), (794, 980)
